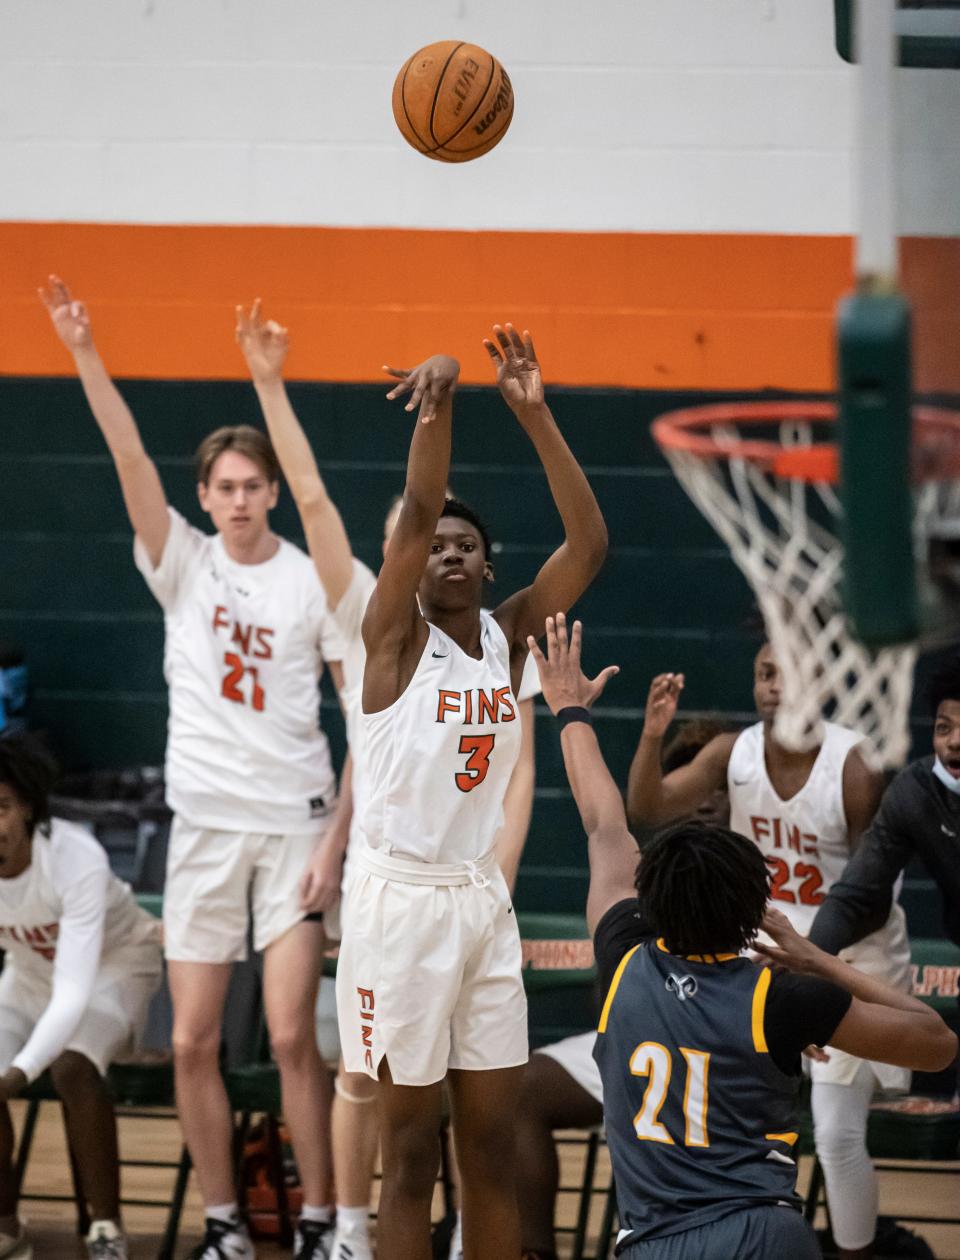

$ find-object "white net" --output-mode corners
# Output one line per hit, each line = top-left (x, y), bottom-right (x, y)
(654, 408), (960, 771)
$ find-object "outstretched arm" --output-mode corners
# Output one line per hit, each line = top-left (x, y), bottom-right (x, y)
(626, 672), (735, 827)
(361, 353), (460, 712)
(489, 327), (608, 659)
(38, 275), (169, 565)
(528, 613), (635, 934)
(758, 908), (957, 1073)
(235, 300), (355, 609)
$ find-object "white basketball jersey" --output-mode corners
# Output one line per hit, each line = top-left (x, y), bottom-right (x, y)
(330, 559), (378, 839)
(729, 720), (910, 982)
(135, 508), (342, 834)
(358, 609), (522, 864)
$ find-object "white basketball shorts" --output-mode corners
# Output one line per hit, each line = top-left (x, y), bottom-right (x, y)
(336, 847), (528, 1086)
(0, 947), (162, 1078)
(164, 814), (331, 963)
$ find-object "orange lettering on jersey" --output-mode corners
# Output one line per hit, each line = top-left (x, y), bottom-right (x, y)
(464, 690), (473, 724)
(213, 605), (230, 633)
(494, 686), (516, 722)
(253, 627), (275, 660)
(231, 623), (252, 655)
(750, 816), (771, 845)
(437, 690), (462, 722)
(477, 690), (498, 723)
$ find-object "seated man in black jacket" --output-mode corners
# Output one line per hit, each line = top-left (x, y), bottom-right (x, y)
(809, 659), (960, 959)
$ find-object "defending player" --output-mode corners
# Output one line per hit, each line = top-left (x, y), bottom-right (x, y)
(235, 302), (542, 1260)
(627, 644), (912, 1260)
(516, 720), (729, 1260)
(0, 733), (162, 1260)
(337, 327), (606, 1260)
(529, 613), (956, 1260)
(40, 278), (347, 1260)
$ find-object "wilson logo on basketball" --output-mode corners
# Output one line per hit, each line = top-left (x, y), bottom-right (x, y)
(451, 57), (481, 114)
(474, 70), (512, 135)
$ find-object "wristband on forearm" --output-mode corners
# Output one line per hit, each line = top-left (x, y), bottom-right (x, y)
(557, 706), (593, 730)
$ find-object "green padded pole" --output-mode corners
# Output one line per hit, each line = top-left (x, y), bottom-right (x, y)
(837, 289), (917, 647)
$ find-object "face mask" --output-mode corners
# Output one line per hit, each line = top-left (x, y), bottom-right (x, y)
(933, 757), (960, 796)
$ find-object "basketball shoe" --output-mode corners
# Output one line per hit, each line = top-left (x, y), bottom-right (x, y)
(184, 1216), (255, 1259)
(293, 1218), (334, 1259)
(86, 1220), (129, 1259)
(0, 1220), (30, 1260)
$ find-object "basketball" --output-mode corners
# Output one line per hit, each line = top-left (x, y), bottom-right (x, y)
(392, 40), (514, 163)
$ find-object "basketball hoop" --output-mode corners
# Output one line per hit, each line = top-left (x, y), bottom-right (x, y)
(653, 401), (960, 770)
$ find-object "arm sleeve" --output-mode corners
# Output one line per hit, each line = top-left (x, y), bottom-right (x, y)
(808, 777), (915, 955)
(593, 898), (652, 996)
(763, 971), (853, 1076)
(11, 861), (109, 1083)
(133, 506), (201, 610)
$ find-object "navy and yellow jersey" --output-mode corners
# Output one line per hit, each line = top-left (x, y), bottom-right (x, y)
(593, 900), (851, 1246)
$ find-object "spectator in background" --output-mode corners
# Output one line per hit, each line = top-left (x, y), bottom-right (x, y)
(515, 719), (729, 1260)
(810, 657), (960, 966)
(0, 733), (162, 1260)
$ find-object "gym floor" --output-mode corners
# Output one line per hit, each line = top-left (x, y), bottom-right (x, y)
(10, 1101), (960, 1259)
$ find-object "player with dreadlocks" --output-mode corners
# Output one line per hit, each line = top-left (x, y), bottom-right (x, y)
(526, 612), (956, 1260)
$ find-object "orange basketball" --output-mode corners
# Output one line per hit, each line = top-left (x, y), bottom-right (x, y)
(392, 40), (514, 163)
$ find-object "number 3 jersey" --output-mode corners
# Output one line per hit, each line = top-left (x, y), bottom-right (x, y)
(728, 720), (910, 983)
(135, 508), (342, 834)
(358, 609), (522, 865)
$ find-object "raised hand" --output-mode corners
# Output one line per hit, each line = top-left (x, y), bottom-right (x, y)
(235, 298), (289, 384)
(644, 672), (684, 739)
(383, 353), (459, 425)
(483, 323), (544, 414)
(38, 275), (93, 353)
(753, 907), (823, 975)
(528, 612), (619, 716)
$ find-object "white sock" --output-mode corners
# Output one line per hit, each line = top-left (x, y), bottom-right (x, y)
(87, 1220), (122, 1239)
(336, 1205), (369, 1235)
(300, 1204), (333, 1225)
(206, 1202), (241, 1227)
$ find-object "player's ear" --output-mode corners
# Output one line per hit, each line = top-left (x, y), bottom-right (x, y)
(483, 559), (495, 582)
(267, 479), (279, 511)
(197, 481), (210, 512)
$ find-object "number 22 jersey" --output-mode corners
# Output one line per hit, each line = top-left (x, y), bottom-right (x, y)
(135, 508), (342, 834)
(358, 609), (522, 864)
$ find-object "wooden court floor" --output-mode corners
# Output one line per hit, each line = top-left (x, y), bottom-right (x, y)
(10, 1102), (960, 1258)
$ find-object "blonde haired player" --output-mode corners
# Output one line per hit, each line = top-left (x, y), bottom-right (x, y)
(628, 644), (912, 1260)
(338, 327), (606, 1260)
(40, 278), (349, 1260)
(235, 301), (541, 1260)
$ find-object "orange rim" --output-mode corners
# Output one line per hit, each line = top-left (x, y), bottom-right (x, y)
(652, 401), (960, 485)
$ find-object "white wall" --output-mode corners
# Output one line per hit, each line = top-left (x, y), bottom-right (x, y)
(0, 0), (956, 234)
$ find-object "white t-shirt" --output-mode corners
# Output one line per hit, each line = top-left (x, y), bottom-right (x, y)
(135, 509), (343, 833)
(332, 559), (540, 844)
(728, 720), (910, 981)
(0, 819), (161, 1082)
(359, 610), (523, 864)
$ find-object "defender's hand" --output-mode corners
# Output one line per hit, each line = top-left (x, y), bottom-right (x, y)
(753, 907), (824, 977)
(383, 354), (460, 425)
(38, 275), (94, 353)
(235, 298), (289, 384)
(483, 323), (544, 415)
(528, 612), (619, 716)
(643, 672), (684, 739)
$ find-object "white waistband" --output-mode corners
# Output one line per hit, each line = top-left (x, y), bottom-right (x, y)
(355, 846), (497, 888)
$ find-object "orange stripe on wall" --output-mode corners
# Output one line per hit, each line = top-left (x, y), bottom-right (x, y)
(0, 222), (953, 392)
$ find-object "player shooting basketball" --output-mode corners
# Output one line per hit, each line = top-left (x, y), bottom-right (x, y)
(336, 326), (607, 1260)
